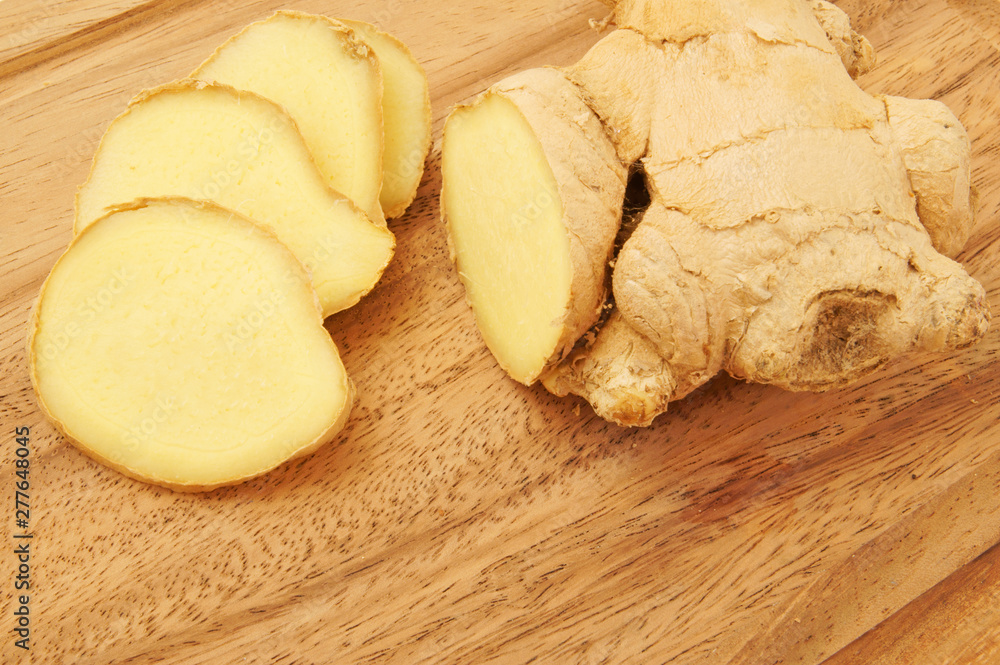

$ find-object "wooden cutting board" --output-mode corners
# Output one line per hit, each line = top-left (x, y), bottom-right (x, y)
(2, 0), (999, 662)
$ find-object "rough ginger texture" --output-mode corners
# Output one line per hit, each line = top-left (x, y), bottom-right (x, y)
(443, 0), (990, 427)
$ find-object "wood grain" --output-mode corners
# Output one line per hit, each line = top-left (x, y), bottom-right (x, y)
(825, 538), (1000, 664)
(1, 1), (998, 663)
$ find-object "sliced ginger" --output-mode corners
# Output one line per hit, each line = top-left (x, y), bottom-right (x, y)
(443, 93), (568, 382)
(30, 199), (354, 491)
(75, 80), (394, 317)
(339, 18), (432, 218)
(441, 69), (625, 383)
(443, 0), (990, 426)
(192, 12), (431, 222)
(192, 11), (387, 224)
(35, 12), (433, 489)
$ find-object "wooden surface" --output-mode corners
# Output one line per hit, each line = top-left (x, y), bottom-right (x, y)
(2, 0), (999, 662)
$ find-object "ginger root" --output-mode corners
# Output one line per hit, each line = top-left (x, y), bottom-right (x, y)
(441, 0), (990, 426)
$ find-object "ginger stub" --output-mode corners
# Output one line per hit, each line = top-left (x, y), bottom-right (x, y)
(30, 199), (354, 491)
(441, 0), (990, 426)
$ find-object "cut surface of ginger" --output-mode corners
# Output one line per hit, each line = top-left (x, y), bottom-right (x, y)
(192, 11), (387, 224)
(340, 18), (432, 218)
(442, 68), (626, 385)
(442, 94), (571, 384)
(30, 198), (354, 491)
(75, 80), (394, 317)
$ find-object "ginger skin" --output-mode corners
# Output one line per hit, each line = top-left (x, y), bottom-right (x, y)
(543, 0), (988, 426)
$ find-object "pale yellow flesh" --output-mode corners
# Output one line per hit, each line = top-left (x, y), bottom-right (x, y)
(442, 95), (571, 384)
(31, 200), (352, 490)
(193, 12), (386, 224)
(340, 19), (431, 218)
(75, 83), (394, 317)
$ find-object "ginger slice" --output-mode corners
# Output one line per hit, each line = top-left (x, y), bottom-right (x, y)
(192, 11), (387, 224)
(75, 80), (394, 317)
(441, 69), (626, 384)
(30, 199), (354, 491)
(340, 18), (431, 218)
